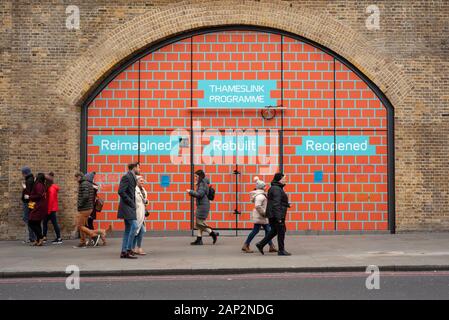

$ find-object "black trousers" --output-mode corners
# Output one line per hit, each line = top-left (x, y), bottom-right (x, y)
(28, 220), (43, 241)
(258, 218), (286, 252)
(43, 211), (61, 239)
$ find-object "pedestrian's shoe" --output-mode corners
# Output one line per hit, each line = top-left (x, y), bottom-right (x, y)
(42, 237), (47, 243)
(255, 242), (265, 255)
(123, 250), (137, 259)
(241, 244), (254, 253)
(190, 237), (203, 245)
(52, 238), (63, 245)
(73, 242), (87, 249)
(210, 231), (219, 244)
(278, 250), (292, 256)
(269, 245), (278, 253)
(34, 239), (44, 246)
(93, 234), (101, 247)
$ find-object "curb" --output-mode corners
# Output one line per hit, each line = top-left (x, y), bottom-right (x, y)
(2, 265), (449, 279)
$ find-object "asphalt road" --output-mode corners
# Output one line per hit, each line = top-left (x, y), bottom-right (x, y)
(1, 271), (449, 300)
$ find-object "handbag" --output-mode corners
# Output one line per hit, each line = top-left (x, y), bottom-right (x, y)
(95, 197), (104, 212)
(28, 201), (36, 210)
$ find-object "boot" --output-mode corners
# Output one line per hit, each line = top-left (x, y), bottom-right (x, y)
(269, 244), (278, 253)
(241, 244), (254, 253)
(278, 250), (292, 256)
(190, 237), (203, 245)
(255, 242), (265, 255)
(210, 231), (219, 244)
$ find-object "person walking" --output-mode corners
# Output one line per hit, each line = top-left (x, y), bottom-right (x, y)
(256, 173), (291, 256)
(75, 172), (100, 248)
(132, 175), (148, 255)
(28, 173), (48, 246)
(21, 166), (36, 244)
(83, 171), (111, 246)
(42, 172), (62, 244)
(241, 176), (277, 253)
(187, 169), (219, 245)
(118, 162), (140, 259)
(85, 172), (98, 231)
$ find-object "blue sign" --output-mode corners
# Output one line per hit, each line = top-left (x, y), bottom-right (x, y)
(160, 175), (170, 188)
(198, 80), (277, 108)
(203, 135), (266, 157)
(296, 136), (376, 156)
(314, 171), (323, 183)
(92, 135), (180, 155)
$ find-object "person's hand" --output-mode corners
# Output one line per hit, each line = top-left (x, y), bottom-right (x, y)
(24, 194), (29, 200)
(21, 182), (26, 189)
(186, 189), (191, 193)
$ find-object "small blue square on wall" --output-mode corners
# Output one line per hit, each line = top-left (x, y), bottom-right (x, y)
(314, 171), (323, 183)
(161, 175), (170, 188)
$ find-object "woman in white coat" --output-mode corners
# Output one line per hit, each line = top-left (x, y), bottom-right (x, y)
(241, 177), (277, 253)
(132, 175), (148, 255)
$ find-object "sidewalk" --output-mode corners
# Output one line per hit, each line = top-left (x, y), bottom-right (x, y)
(1, 233), (449, 278)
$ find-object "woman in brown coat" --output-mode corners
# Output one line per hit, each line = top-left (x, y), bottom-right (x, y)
(28, 173), (48, 246)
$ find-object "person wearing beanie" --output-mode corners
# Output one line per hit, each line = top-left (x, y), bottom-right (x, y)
(42, 172), (63, 244)
(256, 172), (291, 256)
(21, 166), (36, 244)
(241, 176), (277, 253)
(187, 169), (219, 245)
(82, 171), (111, 247)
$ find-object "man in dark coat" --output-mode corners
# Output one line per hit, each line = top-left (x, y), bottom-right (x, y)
(21, 166), (36, 243)
(118, 162), (140, 259)
(75, 172), (99, 248)
(256, 173), (291, 256)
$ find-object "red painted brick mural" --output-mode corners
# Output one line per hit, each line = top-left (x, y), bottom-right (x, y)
(86, 30), (389, 232)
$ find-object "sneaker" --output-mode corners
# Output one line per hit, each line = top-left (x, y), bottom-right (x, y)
(42, 237), (47, 243)
(92, 235), (101, 247)
(278, 250), (292, 256)
(52, 238), (63, 245)
(73, 243), (87, 249)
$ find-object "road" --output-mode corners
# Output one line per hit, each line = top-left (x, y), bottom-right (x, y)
(1, 271), (449, 300)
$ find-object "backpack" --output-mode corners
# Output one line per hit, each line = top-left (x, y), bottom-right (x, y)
(207, 185), (215, 201)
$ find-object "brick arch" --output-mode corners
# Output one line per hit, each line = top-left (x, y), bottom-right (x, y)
(56, 0), (411, 108)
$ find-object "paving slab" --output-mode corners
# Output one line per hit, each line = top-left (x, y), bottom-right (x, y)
(1, 233), (449, 278)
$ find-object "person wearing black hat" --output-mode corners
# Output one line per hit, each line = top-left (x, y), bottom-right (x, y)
(21, 166), (36, 243)
(256, 172), (291, 256)
(187, 169), (219, 245)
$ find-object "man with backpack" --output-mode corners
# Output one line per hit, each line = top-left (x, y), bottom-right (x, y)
(187, 169), (219, 245)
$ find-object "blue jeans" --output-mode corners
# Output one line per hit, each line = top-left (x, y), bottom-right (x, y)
(132, 225), (145, 249)
(121, 219), (139, 252)
(245, 224), (273, 247)
(22, 202), (36, 241)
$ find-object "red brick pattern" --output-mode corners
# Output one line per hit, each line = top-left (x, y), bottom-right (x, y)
(87, 30), (388, 232)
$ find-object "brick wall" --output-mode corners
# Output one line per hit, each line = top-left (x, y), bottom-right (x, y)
(86, 30), (388, 232)
(1, 0), (448, 239)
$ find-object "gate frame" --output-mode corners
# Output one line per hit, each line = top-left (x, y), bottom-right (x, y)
(80, 25), (395, 234)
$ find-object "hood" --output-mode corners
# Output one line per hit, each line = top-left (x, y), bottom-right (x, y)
(250, 189), (265, 203)
(85, 172), (96, 183)
(271, 181), (285, 188)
